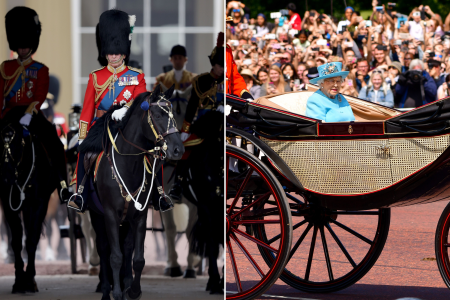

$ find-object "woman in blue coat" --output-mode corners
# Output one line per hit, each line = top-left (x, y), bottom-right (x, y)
(306, 62), (355, 122)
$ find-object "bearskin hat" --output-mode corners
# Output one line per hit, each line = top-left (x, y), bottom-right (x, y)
(209, 32), (224, 67)
(95, 23), (108, 67)
(5, 7), (41, 55)
(99, 9), (135, 65)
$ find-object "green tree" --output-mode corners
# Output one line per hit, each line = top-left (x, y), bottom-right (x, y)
(237, 0), (449, 21)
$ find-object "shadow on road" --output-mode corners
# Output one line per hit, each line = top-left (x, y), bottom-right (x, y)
(227, 281), (450, 300)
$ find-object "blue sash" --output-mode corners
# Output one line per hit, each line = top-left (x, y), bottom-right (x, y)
(98, 69), (137, 111)
(4, 62), (44, 102)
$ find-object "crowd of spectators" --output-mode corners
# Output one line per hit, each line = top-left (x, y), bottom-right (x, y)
(226, 1), (450, 108)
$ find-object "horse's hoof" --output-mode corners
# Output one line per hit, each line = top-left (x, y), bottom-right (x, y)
(89, 266), (99, 276)
(101, 295), (111, 300)
(25, 280), (38, 293)
(183, 269), (196, 278)
(210, 287), (224, 295)
(163, 266), (183, 277)
(12, 283), (25, 294)
(123, 287), (142, 300)
(95, 281), (102, 293)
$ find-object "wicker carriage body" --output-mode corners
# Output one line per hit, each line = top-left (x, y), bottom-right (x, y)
(227, 91), (450, 210)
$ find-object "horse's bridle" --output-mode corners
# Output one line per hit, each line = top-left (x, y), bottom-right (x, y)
(115, 93), (179, 159)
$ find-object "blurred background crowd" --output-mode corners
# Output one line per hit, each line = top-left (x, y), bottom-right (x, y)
(226, 0), (450, 108)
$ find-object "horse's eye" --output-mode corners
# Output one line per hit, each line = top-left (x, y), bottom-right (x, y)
(155, 114), (161, 119)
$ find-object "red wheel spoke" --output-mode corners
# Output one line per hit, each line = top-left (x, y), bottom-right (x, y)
(227, 240), (242, 293)
(231, 233), (264, 278)
(330, 219), (373, 245)
(320, 225), (334, 281)
(227, 168), (253, 214)
(325, 223), (356, 268)
(233, 219), (280, 225)
(289, 223), (313, 262)
(232, 228), (279, 254)
(305, 225), (318, 281)
(268, 219), (307, 245)
(231, 191), (271, 219)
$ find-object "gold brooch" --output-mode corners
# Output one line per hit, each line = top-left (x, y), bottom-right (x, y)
(348, 125), (353, 134)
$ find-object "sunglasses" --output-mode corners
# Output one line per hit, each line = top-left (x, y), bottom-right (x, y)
(372, 69), (383, 74)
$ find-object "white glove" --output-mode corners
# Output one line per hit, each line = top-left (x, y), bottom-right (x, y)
(19, 113), (32, 126)
(181, 132), (191, 142)
(112, 107), (128, 121)
(78, 139), (83, 145)
(216, 105), (224, 113)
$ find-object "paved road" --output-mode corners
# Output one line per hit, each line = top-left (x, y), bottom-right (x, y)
(227, 201), (450, 300)
(0, 274), (223, 300)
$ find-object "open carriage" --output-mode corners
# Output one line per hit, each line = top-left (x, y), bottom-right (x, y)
(225, 86), (450, 299)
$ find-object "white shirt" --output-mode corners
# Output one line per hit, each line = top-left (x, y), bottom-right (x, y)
(174, 69), (183, 82)
(408, 21), (424, 40)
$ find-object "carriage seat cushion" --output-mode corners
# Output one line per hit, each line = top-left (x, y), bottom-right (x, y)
(254, 91), (313, 116)
(253, 91), (400, 122)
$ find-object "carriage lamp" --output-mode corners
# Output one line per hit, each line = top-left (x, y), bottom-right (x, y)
(68, 104), (82, 132)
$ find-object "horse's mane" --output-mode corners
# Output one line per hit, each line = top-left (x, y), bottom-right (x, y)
(112, 91), (151, 131)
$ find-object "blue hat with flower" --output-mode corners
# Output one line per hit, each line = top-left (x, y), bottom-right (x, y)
(309, 62), (349, 84)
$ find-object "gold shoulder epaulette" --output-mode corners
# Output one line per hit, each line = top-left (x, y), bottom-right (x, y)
(128, 66), (143, 74)
(91, 66), (105, 74)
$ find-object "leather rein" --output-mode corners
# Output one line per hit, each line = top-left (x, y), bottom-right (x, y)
(108, 94), (179, 159)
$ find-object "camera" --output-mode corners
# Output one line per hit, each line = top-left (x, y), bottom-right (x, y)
(400, 70), (423, 86)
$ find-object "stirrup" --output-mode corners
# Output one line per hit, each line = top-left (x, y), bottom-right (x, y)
(67, 194), (85, 214)
(159, 194), (174, 213)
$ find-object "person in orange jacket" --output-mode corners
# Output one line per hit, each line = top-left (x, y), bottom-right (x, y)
(226, 17), (253, 100)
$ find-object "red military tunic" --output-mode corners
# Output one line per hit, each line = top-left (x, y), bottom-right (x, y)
(0, 57), (49, 118)
(78, 64), (146, 140)
(226, 44), (250, 98)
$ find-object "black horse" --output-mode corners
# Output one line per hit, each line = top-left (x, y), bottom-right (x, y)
(0, 107), (66, 293)
(80, 85), (184, 300)
(182, 110), (224, 294)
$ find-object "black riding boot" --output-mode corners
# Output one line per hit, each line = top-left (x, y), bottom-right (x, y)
(67, 151), (88, 213)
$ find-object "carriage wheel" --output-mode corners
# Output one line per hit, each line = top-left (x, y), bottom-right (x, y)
(226, 144), (292, 300)
(435, 201), (450, 289)
(255, 199), (390, 293)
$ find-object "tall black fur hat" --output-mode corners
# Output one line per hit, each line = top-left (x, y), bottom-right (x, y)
(99, 9), (136, 65)
(5, 7), (41, 55)
(209, 32), (224, 67)
(95, 23), (108, 67)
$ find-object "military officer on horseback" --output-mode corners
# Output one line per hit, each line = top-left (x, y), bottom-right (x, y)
(0, 6), (70, 202)
(168, 33), (225, 200)
(68, 9), (146, 213)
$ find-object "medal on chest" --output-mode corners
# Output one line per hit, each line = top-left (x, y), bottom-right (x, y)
(118, 75), (139, 86)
